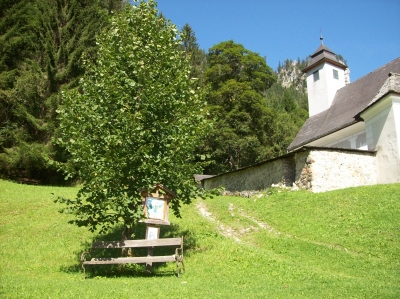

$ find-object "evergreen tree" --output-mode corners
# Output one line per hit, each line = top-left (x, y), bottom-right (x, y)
(179, 23), (207, 86)
(0, 0), (123, 184)
(264, 83), (308, 157)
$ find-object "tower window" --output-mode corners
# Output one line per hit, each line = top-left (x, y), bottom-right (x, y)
(333, 69), (339, 79)
(313, 70), (319, 82)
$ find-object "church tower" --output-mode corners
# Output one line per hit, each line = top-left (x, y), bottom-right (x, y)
(303, 38), (349, 117)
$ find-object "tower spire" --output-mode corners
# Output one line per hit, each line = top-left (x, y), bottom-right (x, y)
(320, 28), (324, 44)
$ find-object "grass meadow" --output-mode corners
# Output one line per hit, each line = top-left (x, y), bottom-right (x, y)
(0, 179), (399, 298)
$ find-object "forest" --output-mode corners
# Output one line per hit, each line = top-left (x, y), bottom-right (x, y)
(0, 0), (309, 184)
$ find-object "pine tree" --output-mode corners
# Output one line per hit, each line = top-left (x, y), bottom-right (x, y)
(179, 23), (207, 86)
(0, 0), (124, 184)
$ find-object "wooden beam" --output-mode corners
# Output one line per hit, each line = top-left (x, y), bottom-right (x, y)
(91, 237), (181, 249)
(83, 255), (177, 265)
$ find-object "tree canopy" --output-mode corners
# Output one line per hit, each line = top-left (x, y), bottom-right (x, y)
(55, 0), (209, 237)
(199, 41), (277, 173)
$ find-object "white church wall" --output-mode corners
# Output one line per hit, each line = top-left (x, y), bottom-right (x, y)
(393, 97), (400, 156)
(306, 64), (325, 117)
(306, 62), (346, 117)
(325, 130), (367, 150)
(306, 122), (367, 150)
(362, 95), (400, 184)
(323, 63), (346, 108)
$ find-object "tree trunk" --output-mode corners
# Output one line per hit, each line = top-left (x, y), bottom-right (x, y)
(121, 225), (133, 257)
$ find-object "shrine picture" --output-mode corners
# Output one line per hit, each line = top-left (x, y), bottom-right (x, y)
(145, 197), (166, 220)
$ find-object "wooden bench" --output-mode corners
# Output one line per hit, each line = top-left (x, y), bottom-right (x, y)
(80, 237), (185, 278)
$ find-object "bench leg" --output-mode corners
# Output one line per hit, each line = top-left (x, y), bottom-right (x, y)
(181, 259), (186, 273)
(82, 264), (95, 279)
(176, 260), (179, 277)
(175, 256), (185, 277)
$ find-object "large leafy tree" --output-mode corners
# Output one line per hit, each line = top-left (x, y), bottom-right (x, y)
(200, 40), (276, 173)
(55, 0), (209, 237)
(0, 0), (123, 184)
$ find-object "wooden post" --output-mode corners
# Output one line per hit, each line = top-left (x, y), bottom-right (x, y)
(140, 184), (176, 273)
(145, 224), (159, 273)
(146, 246), (154, 272)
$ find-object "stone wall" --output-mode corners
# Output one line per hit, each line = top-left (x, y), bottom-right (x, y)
(302, 149), (377, 192)
(202, 157), (288, 192)
(202, 147), (378, 193)
(293, 150), (311, 189)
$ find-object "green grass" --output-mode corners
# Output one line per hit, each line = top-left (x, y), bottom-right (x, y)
(1, 179), (399, 298)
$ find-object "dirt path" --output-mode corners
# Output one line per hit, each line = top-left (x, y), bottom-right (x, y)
(196, 201), (353, 253)
(196, 202), (282, 242)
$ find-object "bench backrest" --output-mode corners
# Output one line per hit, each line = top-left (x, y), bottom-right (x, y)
(91, 237), (182, 249)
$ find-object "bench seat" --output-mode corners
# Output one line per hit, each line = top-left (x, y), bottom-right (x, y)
(84, 255), (178, 265)
(81, 236), (184, 278)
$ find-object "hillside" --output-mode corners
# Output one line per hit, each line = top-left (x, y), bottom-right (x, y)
(1, 179), (399, 298)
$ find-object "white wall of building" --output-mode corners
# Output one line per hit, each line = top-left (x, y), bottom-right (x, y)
(306, 62), (346, 117)
(361, 94), (400, 184)
(326, 130), (367, 150)
(306, 122), (367, 150)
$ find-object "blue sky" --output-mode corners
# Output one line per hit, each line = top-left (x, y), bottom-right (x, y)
(155, 0), (400, 82)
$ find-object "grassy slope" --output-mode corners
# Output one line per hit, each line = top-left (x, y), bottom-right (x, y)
(0, 179), (399, 298)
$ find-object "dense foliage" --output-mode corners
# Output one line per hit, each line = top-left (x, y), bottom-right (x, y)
(0, 0), (125, 184)
(263, 83), (308, 156)
(55, 1), (209, 236)
(0, 0), (310, 183)
(199, 40), (277, 173)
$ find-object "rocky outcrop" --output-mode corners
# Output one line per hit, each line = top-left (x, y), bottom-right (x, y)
(277, 60), (307, 92)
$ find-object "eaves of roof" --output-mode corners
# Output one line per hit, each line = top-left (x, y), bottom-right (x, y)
(287, 118), (359, 151)
(303, 56), (347, 73)
(302, 44), (347, 73)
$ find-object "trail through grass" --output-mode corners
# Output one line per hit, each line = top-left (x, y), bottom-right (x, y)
(1, 180), (399, 298)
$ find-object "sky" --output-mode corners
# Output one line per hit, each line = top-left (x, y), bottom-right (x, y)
(154, 0), (400, 82)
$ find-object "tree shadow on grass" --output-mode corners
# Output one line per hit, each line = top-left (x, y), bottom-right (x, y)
(60, 222), (198, 278)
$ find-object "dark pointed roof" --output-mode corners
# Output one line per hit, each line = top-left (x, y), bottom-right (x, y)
(288, 57), (400, 151)
(303, 44), (347, 73)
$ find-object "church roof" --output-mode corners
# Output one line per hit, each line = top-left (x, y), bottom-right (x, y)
(362, 72), (400, 111)
(303, 44), (347, 73)
(288, 57), (400, 151)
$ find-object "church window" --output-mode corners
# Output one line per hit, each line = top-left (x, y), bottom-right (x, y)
(313, 70), (319, 82)
(333, 69), (339, 79)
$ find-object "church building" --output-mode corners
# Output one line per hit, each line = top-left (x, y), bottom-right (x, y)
(201, 42), (400, 192)
(288, 42), (400, 184)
